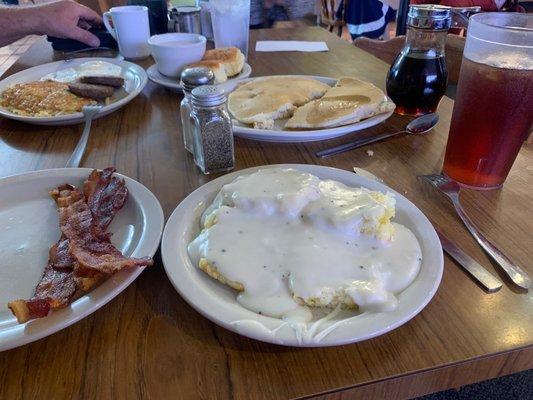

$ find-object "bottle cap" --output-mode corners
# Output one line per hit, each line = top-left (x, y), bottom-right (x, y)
(173, 6), (201, 14)
(180, 67), (215, 93)
(191, 85), (226, 107)
(408, 5), (451, 30)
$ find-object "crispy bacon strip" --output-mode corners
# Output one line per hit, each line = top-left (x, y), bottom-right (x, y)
(16, 259), (76, 317)
(58, 171), (152, 276)
(9, 194), (79, 323)
(32, 239), (77, 308)
(8, 267), (74, 322)
(73, 167), (129, 289)
(84, 167), (128, 232)
(58, 187), (152, 275)
(8, 168), (149, 323)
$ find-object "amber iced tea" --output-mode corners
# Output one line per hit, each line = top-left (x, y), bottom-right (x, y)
(443, 57), (533, 188)
(442, 12), (533, 189)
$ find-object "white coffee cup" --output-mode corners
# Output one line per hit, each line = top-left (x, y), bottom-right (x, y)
(103, 6), (150, 60)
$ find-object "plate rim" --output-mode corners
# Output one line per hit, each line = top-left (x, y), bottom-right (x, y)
(0, 167), (164, 352)
(161, 164), (444, 347)
(0, 57), (148, 125)
(220, 75), (394, 143)
(147, 62), (252, 91)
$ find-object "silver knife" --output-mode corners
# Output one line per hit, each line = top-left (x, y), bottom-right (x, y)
(437, 230), (503, 292)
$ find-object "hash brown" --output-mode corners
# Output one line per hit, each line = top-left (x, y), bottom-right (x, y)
(0, 81), (96, 117)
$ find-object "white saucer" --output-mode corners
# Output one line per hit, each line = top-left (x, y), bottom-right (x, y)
(147, 62), (252, 92)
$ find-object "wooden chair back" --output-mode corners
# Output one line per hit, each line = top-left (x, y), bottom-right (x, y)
(320, 0), (348, 36)
(321, 0), (336, 23)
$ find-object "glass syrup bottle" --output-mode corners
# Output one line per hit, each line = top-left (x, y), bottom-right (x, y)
(386, 5), (451, 116)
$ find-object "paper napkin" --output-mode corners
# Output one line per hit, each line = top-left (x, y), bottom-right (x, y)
(255, 41), (329, 52)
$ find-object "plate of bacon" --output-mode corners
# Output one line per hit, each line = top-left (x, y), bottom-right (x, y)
(0, 167), (163, 351)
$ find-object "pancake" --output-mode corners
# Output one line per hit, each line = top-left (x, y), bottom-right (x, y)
(228, 76), (330, 129)
(285, 77), (396, 129)
(202, 47), (245, 77)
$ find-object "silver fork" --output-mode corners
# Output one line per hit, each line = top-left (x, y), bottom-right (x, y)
(420, 174), (531, 289)
(65, 105), (102, 168)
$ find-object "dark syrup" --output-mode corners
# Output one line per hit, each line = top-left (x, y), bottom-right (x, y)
(386, 53), (448, 116)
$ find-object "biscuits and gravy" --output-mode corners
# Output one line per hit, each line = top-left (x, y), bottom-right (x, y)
(188, 168), (422, 322)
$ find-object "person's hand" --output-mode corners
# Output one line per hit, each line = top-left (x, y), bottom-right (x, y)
(36, 0), (103, 47)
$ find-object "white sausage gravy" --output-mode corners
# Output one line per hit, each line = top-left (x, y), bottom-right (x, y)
(188, 168), (422, 323)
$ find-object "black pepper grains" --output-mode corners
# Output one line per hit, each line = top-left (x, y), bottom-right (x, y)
(190, 85), (235, 174)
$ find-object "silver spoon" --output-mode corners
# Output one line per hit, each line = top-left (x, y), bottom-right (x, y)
(316, 113), (439, 158)
(65, 105), (102, 168)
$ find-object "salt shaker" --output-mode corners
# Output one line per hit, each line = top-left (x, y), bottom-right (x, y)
(190, 85), (235, 174)
(180, 67), (214, 153)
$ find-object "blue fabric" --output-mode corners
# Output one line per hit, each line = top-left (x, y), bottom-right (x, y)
(339, 0), (396, 39)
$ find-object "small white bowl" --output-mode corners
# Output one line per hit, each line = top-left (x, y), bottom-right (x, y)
(148, 33), (206, 78)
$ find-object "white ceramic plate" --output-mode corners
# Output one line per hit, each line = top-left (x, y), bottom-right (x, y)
(220, 76), (394, 143)
(161, 164), (443, 347)
(0, 57), (148, 126)
(147, 62), (252, 92)
(0, 168), (164, 352)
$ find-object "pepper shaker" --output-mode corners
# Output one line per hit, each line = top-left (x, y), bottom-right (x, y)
(190, 85), (235, 174)
(180, 67), (215, 153)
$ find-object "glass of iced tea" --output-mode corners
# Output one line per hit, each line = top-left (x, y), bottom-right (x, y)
(442, 13), (533, 189)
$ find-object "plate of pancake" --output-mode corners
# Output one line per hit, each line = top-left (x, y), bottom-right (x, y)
(161, 164), (443, 347)
(222, 75), (395, 143)
(0, 58), (147, 125)
(147, 47), (252, 92)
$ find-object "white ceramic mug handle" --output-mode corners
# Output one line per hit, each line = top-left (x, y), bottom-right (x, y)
(102, 12), (117, 40)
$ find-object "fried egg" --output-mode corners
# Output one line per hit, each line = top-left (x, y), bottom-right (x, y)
(41, 61), (122, 83)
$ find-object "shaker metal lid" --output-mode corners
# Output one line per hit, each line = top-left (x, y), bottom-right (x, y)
(173, 6), (201, 14)
(191, 85), (226, 107)
(180, 67), (215, 92)
(408, 5), (451, 30)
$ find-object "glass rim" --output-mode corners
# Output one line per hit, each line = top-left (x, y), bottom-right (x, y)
(471, 12), (533, 34)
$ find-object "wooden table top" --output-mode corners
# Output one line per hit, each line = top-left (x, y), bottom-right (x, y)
(0, 27), (531, 400)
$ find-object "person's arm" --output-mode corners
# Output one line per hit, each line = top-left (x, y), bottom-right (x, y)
(409, 0), (440, 4)
(409, 0), (503, 11)
(0, 0), (102, 48)
(439, 0), (500, 10)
